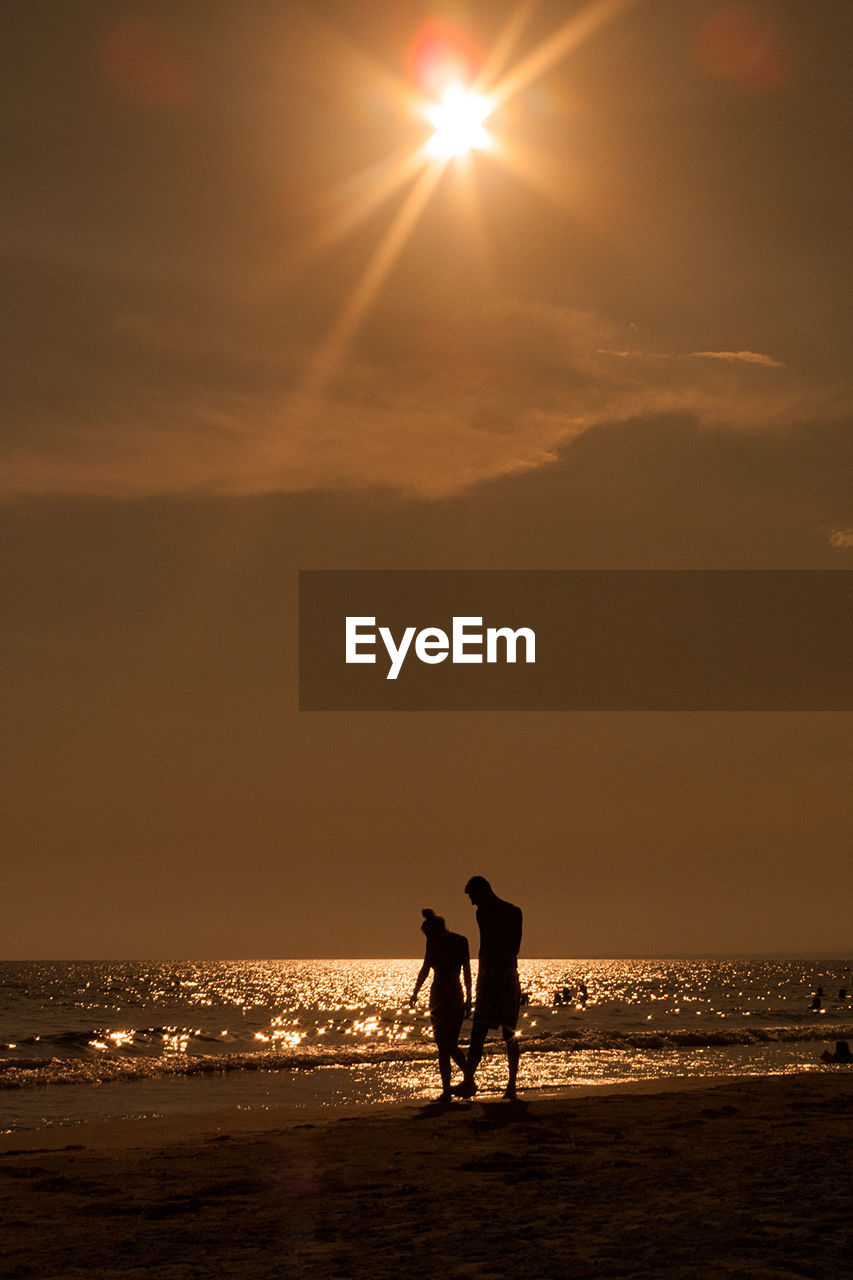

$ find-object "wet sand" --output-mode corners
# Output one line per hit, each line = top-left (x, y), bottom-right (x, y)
(3, 1072), (852, 1279)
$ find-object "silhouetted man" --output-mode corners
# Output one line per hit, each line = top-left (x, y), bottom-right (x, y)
(454, 875), (522, 1099)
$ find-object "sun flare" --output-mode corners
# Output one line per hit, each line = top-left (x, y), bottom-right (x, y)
(426, 84), (494, 158)
(294, 0), (637, 396)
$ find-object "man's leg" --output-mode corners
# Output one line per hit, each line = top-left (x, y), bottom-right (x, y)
(466, 1019), (488, 1079)
(502, 1025), (520, 1100)
(437, 1047), (451, 1098)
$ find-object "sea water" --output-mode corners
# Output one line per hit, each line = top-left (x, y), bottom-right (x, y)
(1, 958), (851, 1130)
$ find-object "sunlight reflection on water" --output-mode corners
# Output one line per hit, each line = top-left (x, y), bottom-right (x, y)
(1, 958), (848, 1129)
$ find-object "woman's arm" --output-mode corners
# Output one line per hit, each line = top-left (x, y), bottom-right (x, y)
(410, 956), (431, 1006)
(462, 947), (472, 1018)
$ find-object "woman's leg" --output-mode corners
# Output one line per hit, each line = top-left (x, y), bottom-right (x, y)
(450, 1044), (467, 1073)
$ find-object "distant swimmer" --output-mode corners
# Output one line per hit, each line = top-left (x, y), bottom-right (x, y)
(811, 987), (823, 1011)
(820, 1040), (853, 1065)
(410, 909), (471, 1104)
(453, 876), (523, 1101)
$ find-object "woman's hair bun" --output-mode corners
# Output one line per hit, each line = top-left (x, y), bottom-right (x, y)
(421, 907), (445, 933)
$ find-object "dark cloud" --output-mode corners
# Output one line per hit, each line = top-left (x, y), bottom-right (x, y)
(2, 264), (846, 498)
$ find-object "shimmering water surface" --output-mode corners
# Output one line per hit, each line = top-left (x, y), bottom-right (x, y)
(2, 959), (851, 1130)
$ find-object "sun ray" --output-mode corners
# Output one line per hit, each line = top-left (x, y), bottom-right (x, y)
(249, 145), (433, 302)
(486, 129), (581, 212)
(300, 145), (431, 264)
(472, 0), (540, 97)
(489, 0), (637, 110)
(302, 153), (448, 395)
(451, 153), (495, 289)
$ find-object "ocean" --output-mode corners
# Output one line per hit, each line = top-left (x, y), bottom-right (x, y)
(2, 958), (851, 1131)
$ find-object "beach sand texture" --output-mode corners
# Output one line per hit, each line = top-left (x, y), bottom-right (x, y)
(3, 1074), (852, 1279)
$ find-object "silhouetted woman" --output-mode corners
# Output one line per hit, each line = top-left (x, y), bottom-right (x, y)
(410, 908), (472, 1102)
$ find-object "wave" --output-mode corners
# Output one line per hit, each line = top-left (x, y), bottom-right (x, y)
(6, 1026), (226, 1051)
(2, 1022), (851, 1091)
(524, 1022), (853, 1053)
(0, 1042), (441, 1091)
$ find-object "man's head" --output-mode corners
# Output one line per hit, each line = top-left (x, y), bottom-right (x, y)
(465, 875), (492, 905)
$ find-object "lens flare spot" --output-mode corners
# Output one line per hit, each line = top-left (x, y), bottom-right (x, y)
(409, 17), (482, 100)
(98, 19), (199, 109)
(697, 4), (790, 93)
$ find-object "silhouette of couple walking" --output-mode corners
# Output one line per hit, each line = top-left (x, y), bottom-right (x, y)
(410, 876), (522, 1103)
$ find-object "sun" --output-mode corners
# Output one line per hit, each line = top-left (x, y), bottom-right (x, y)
(426, 84), (494, 158)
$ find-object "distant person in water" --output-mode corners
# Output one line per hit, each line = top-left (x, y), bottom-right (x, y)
(820, 1040), (853, 1065)
(410, 909), (471, 1103)
(453, 876), (523, 1101)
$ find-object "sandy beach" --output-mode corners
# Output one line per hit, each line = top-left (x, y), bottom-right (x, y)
(3, 1072), (852, 1279)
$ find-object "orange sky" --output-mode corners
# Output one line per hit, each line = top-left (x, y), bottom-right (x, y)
(2, 1), (852, 957)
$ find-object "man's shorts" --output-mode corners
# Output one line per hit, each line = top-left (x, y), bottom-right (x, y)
(473, 964), (521, 1031)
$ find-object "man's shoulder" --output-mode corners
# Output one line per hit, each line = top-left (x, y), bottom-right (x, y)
(479, 894), (521, 916)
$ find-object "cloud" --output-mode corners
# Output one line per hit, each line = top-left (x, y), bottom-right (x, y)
(0, 280), (848, 500)
(829, 529), (853, 548)
(686, 350), (783, 367)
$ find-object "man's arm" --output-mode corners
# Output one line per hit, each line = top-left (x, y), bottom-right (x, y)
(511, 906), (523, 958)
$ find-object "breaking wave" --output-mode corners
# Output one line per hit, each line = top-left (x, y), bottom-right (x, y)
(3, 1020), (851, 1092)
